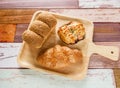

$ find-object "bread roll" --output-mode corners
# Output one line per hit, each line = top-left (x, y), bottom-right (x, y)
(22, 12), (57, 48)
(22, 30), (43, 48)
(58, 21), (85, 44)
(36, 12), (57, 28)
(36, 45), (83, 73)
(29, 20), (50, 37)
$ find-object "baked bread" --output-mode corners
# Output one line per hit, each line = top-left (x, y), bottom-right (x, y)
(36, 12), (57, 28)
(22, 30), (43, 48)
(36, 45), (83, 73)
(58, 21), (85, 44)
(22, 12), (57, 48)
(29, 20), (50, 37)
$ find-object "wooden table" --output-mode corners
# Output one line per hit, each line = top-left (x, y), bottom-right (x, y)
(0, 0), (120, 88)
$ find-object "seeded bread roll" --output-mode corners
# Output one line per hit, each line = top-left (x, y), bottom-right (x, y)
(58, 21), (85, 44)
(36, 12), (57, 28)
(29, 20), (50, 37)
(22, 30), (43, 48)
(36, 45), (83, 74)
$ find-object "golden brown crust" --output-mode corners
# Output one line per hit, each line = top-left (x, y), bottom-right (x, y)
(29, 20), (50, 37)
(22, 30), (43, 48)
(22, 12), (57, 48)
(37, 45), (83, 73)
(36, 12), (57, 28)
(58, 21), (85, 44)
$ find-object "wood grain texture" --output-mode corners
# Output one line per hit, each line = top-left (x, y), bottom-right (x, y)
(0, 69), (115, 88)
(0, 9), (48, 23)
(0, 43), (20, 68)
(0, 43), (119, 68)
(0, 0), (78, 8)
(114, 69), (120, 88)
(0, 0), (119, 9)
(0, 24), (16, 42)
(0, 9), (42, 16)
(94, 22), (120, 42)
(0, 9), (120, 23)
(14, 24), (28, 42)
(50, 9), (120, 22)
(0, 15), (32, 24)
(14, 23), (120, 42)
(79, 0), (120, 8)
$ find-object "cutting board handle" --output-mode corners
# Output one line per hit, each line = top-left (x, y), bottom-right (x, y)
(90, 43), (119, 61)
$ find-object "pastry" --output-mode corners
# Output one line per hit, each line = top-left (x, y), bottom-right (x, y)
(29, 20), (50, 37)
(22, 30), (43, 48)
(36, 12), (57, 28)
(36, 45), (83, 73)
(58, 21), (85, 44)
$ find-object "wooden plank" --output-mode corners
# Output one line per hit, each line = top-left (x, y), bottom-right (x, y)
(114, 69), (120, 88)
(0, 0), (119, 9)
(14, 24), (28, 42)
(0, 9), (48, 24)
(0, 43), (119, 68)
(79, 0), (120, 8)
(0, 24), (16, 42)
(14, 23), (120, 42)
(49, 9), (120, 22)
(0, 9), (42, 16)
(0, 9), (120, 23)
(0, 0), (78, 8)
(0, 43), (21, 68)
(94, 22), (120, 42)
(94, 33), (120, 42)
(0, 15), (32, 24)
(94, 22), (120, 34)
(0, 69), (116, 88)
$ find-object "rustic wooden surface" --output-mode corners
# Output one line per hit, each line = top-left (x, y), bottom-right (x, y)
(0, 0), (120, 8)
(49, 9), (120, 22)
(0, 9), (119, 23)
(114, 69), (120, 88)
(0, 24), (16, 42)
(0, 69), (115, 88)
(79, 0), (120, 8)
(0, 0), (120, 88)
(0, 0), (78, 8)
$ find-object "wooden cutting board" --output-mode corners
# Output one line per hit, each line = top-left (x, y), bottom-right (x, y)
(17, 11), (119, 80)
